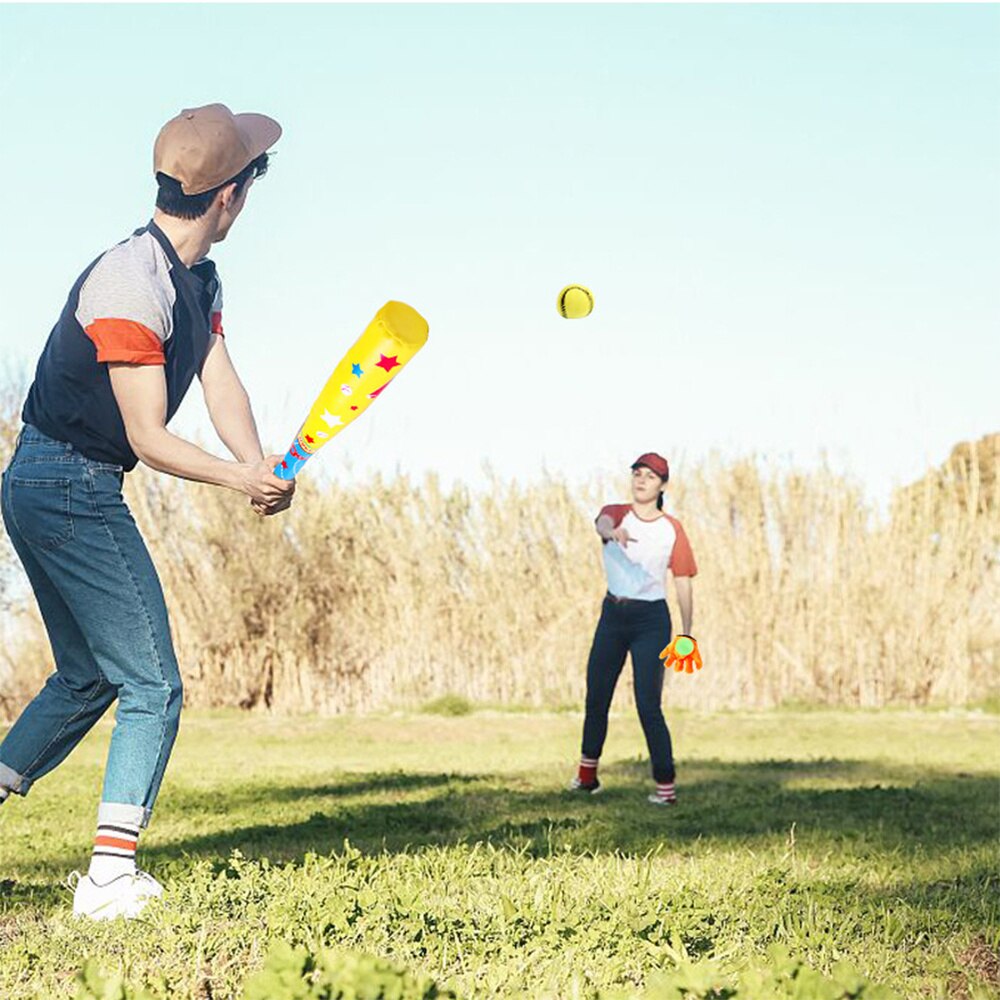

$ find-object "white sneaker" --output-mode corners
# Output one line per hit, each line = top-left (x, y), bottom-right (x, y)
(647, 793), (677, 807)
(68, 869), (163, 920)
(567, 776), (602, 794)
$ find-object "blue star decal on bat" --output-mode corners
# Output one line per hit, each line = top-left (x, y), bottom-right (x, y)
(351, 363), (364, 378)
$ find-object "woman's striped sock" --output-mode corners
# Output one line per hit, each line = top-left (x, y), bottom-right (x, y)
(578, 756), (599, 785)
(88, 813), (140, 885)
(652, 781), (676, 803)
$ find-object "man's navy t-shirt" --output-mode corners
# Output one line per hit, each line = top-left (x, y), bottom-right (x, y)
(23, 220), (224, 471)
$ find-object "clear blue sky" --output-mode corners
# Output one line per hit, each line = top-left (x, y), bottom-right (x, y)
(1, 4), (997, 503)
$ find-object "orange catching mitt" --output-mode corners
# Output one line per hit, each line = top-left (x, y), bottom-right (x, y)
(659, 635), (703, 674)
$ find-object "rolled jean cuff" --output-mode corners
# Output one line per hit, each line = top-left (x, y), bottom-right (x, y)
(98, 800), (151, 830)
(0, 759), (31, 795)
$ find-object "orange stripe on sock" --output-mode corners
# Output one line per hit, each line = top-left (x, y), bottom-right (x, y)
(94, 835), (137, 851)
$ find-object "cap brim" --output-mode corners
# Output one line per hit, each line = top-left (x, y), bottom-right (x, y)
(236, 112), (282, 159)
(631, 460), (668, 478)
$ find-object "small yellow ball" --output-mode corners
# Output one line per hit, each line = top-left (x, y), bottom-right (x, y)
(557, 284), (594, 319)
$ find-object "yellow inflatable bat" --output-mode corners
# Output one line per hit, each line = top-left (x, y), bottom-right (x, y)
(275, 301), (429, 479)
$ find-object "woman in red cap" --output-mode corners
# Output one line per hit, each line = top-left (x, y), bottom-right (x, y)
(569, 452), (697, 805)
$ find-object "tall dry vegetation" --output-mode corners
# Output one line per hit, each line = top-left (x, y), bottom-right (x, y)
(0, 379), (996, 718)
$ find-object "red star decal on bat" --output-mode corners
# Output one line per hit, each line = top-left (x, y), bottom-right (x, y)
(282, 461), (288, 469)
(305, 435), (315, 445)
(376, 353), (400, 373)
(368, 380), (394, 400)
(350, 406), (358, 411)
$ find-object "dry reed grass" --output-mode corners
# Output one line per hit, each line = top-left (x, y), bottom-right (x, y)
(0, 384), (996, 718)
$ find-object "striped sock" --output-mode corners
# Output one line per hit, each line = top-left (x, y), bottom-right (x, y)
(578, 756), (599, 785)
(652, 781), (676, 803)
(88, 816), (140, 885)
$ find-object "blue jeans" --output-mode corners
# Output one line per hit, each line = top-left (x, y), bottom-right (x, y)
(581, 595), (675, 783)
(0, 425), (182, 826)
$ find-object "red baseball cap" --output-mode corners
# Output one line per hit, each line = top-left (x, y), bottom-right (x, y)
(631, 452), (669, 480)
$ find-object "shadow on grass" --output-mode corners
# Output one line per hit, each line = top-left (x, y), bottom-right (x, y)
(147, 758), (998, 862)
(173, 769), (483, 812)
(0, 878), (66, 913)
(3, 759), (997, 923)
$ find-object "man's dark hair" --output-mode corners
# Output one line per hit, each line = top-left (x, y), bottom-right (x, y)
(155, 152), (269, 220)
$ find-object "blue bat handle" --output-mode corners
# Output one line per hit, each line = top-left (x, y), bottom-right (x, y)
(274, 445), (311, 480)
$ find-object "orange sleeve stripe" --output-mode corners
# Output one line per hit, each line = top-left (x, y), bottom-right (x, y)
(667, 516), (698, 577)
(93, 835), (138, 851)
(596, 504), (630, 528)
(84, 318), (165, 365)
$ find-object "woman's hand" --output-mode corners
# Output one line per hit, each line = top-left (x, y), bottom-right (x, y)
(596, 514), (636, 546)
(660, 635), (703, 674)
(610, 525), (637, 547)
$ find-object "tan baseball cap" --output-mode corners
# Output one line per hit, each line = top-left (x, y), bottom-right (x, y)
(153, 103), (282, 196)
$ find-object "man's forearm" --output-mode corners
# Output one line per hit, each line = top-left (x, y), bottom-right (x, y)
(129, 425), (245, 491)
(206, 384), (265, 464)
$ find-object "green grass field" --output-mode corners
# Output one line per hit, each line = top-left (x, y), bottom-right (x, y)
(0, 709), (997, 999)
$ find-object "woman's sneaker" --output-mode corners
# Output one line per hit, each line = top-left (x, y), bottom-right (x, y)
(647, 792), (677, 807)
(69, 869), (163, 920)
(567, 776), (602, 794)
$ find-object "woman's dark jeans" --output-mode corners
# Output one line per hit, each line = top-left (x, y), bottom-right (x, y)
(581, 595), (675, 783)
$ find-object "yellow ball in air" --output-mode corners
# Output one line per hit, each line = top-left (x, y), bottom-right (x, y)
(557, 284), (594, 319)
